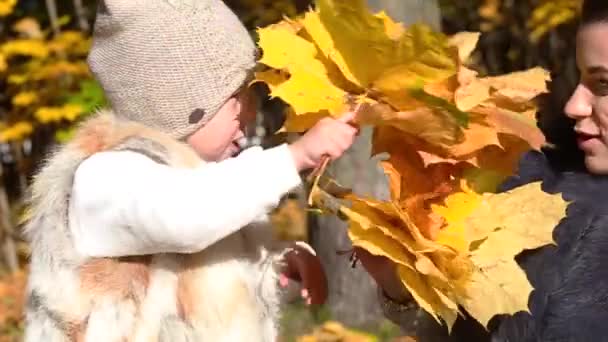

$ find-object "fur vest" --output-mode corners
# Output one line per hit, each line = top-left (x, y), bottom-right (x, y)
(23, 110), (286, 341)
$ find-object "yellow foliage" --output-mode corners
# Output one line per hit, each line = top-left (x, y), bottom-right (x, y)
(12, 91), (38, 107)
(528, 0), (581, 42)
(7, 73), (28, 85)
(458, 183), (567, 326)
(270, 198), (308, 241)
(301, 0), (455, 91)
(47, 30), (91, 56)
(0, 122), (33, 142)
(1, 39), (50, 59)
(478, 0), (504, 32)
(338, 182), (567, 329)
(357, 102), (464, 147)
(256, 0), (459, 137)
(257, 22), (348, 116)
(432, 183), (481, 253)
(256, 1), (566, 332)
(12, 17), (43, 39)
(296, 320), (378, 342)
(35, 104), (83, 124)
(32, 60), (90, 80)
(0, 53), (6, 73)
(257, 2), (547, 155)
(448, 32), (481, 64)
(0, 0), (16, 17)
(0, 3), (104, 161)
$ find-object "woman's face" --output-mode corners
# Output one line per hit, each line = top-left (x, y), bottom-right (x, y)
(565, 22), (608, 174)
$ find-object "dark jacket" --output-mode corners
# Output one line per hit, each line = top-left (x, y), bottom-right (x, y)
(478, 149), (608, 342)
(449, 107), (608, 341)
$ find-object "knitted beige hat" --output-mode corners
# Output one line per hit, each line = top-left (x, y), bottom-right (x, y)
(87, 0), (257, 139)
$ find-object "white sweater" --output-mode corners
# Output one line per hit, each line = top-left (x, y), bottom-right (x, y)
(68, 144), (302, 258)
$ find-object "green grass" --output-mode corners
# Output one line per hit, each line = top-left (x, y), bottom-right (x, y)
(279, 301), (402, 342)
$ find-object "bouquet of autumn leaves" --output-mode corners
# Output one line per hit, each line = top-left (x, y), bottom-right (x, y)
(254, 0), (568, 332)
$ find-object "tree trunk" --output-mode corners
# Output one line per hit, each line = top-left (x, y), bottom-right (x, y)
(0, 163), (18, 273)
(309, 0), (444, 333)
(367, 0), (441, 31)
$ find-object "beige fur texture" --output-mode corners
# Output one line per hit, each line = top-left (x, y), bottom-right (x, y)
(23, 110), (288, 341)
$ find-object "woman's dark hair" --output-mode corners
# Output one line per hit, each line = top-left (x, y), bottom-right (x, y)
(581, 0), (608, 25)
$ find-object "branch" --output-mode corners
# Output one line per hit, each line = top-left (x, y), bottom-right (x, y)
(73, 0), (89, 33)
(45, 0), (60, 37)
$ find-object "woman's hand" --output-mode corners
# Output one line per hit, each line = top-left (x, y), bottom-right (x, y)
(280, 242), (328, 306)
(354, 247), (411, 303)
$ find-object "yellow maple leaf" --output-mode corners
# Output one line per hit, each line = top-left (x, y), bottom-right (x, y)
(257, 24), (318, 71)
(304, 0), (456, 92)
(342, 198), (459, 328)
(448, 32), (481, 64)
(282, 109), (331, 133)
(476, 105), (546, 151)
(465, 182), (565, 246)
(455, 67), (550, 112)
(257, 23), (348, 116)
(346, 197), (453, 256)
(374, 10), (405, 40)
(432, 184), (481, 253)
(397, 265), (459, 328)
(358, 102), (464, 147)
(348, 223), (415, 270)
(421, 64), (548, 158)
(272, 71), (348, 115)
(451, 182), (566, 327)
(253, 69), (289, 92)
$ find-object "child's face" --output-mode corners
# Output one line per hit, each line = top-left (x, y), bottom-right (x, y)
(187, 88), (256, 161)
(565, 22), (608, 174)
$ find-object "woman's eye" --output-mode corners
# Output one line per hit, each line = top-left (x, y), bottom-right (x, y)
(590, 78), (608, 95)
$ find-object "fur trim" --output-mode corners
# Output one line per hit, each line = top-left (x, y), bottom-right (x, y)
(23, 109), (283, 341)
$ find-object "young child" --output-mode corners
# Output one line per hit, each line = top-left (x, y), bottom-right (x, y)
(22, 0), (357, 341)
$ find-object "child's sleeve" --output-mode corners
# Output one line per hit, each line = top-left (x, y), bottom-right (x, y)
(68, 144), (302, 257)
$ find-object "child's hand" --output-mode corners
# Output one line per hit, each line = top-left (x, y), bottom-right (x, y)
(289, 112), (358, 171)
(280, 242), (328, 306)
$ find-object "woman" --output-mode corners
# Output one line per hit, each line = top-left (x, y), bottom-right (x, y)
(358, 0), (608, 340)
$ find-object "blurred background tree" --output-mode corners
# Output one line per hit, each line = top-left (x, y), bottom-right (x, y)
(0, 0), (585, 340)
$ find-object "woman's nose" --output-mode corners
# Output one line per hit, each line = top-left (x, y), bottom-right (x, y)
(565, 84), (593, 119)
